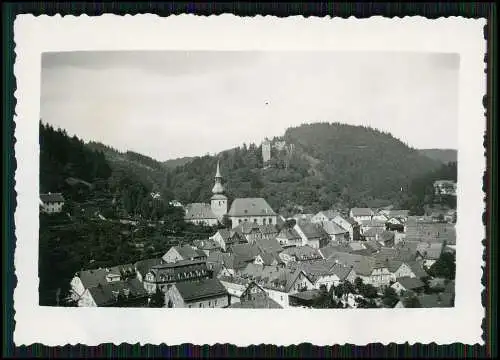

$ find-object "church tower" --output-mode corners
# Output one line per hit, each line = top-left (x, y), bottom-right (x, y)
(211, 161), (228, 221)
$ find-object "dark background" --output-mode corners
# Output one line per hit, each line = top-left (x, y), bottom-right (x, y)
(2, 2), (496, 358)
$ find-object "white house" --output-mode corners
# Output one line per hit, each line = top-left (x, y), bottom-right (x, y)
(40, 192), (65, 214)
(227, 198), (278, 228)
(349, 208), (374, 223)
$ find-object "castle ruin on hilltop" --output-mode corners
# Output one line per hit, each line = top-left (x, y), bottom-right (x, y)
(261, 137), (295, 168)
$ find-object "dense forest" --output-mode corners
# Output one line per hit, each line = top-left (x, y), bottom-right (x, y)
(167, 122), (443, 215)
(418, 148), (457, 164)
(39, 122), (216, 305)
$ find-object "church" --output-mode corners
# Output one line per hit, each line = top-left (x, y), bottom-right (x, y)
(184, 162), (277, 228)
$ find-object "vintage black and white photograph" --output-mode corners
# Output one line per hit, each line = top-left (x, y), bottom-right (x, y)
(39, 50), (459, 310)
(14, 15), (485, 346)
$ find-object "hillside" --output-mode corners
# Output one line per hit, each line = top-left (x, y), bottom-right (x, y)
(167, 122), (443, 215)
(163, 156), (196, 169)
(419, 149), (457, 164)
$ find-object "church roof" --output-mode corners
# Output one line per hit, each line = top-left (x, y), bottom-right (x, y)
(228, 198), (276, 217)
(184, 203), (217, 220)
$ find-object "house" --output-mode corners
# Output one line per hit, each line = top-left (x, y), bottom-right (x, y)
(279, 245), (323, 264)
(228, 281), (283, 309)
(206, 251), (239, 277)
(292, 213), (315, 223)
(294, 220), (329, 249)
(227, 198), (278, 228)
(321, 221), (349, 242)
(328, 253), (392, 288)
(391, 277), (425, 295)
(134, 258), (162, 283)
(192, 239), (221, 256)
(143, 259), (211, 293)
(258, 224), (279, 240)
(184, 203), (219, 226)
(291, 259), (355, 290)
(70, 264), (137, 303)
(416, 243), (443, 268)
(169, 200), (183, 208)
(254, 252), (283, 267)
(359, 219), (386, 234)
(210, 228), (247, 251)
(231, 222), (262, 243)
(433, 180), (457, 196)
(276, 227), (302, 248)
(349, 208), (374, 223)
(165, 278), (230, 308)
(332, 215), (361, 241)
(39, 192), (65, 214)
(379, 231), (396, 247)
(162, 245), (207, 264)
(237, 264), (315, 308)
(80, 278), (149, 307)
(311, 210), (339, 224)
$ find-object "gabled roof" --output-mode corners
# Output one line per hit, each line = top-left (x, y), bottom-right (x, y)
(316, 210), (339, 220)
(88, 278), (147, 307)
(78, 264), (136, 289)
(322, 221), (348, 235)
(257, 252), (282, 266)
(229, 243), (261, 262)
(350, 208), (374, 217)
(149, 260), (209, 282)
(327, 253), (376, 276)
(175, 278), (227, 302)
(395, 276), (425, 291)
(228, 198), (276, 217)
(259, 224), (279, 235)
(40, 192), (65, 203)
(238, 264), (311, 293)
(184, 203), (217, 220)
(406, 261), (428, 278)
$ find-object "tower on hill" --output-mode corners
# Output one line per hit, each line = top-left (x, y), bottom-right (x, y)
(262, 138), (271, 165)
(211, 161), (228, 220)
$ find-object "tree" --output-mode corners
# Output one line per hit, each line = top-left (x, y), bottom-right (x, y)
(354, 277), (364, 292)
(382, 287), (399, 307)
(428, 252), (456, 280)
(403, 294), (421, 308)
(149, 288), (165, 308)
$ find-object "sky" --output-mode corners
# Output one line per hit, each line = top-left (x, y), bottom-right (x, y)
(41, 51), (459, 161)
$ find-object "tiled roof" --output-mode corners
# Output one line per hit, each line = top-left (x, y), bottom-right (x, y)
(88, 278), (147, 307)
(40, 192), (65, 203)
(350, 208), (374, 216)
(184, 203), (217, 220)
(282, 245), (323, 261)
(395, 276), (425, 291)
(380, 231), (395, 242)
(149, 260), (209, 282)
(173, 245), (207, 260)
(254, 238), (283, 254)
(327, 253), (376, 276)
(258, 252), (281, 266)
(359, 219), (386, 228)
(230, 243), (261, 262)
(316, 210), (339, 220)
(329, 262), (354, 281)
(229, 298), (282, 308)
(78, 264), (136, 289)
(175, 278), (228, 302)
(259, 224), (279, 235)
(296, 220), (329, 240)
(322, 221), (348, 235)
(349, 242), (366, 252)
(228, 198), (276, 217)
(406, 261), (428, 278)
(289, 289), (321, 301)
(232, 222), (261, 235)
(364, 240), (383, 253)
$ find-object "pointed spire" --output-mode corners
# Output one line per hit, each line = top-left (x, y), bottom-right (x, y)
(215, 160), (221, 178)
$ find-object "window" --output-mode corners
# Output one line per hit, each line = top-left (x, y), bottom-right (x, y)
(263, 218), (266, 225)
(199, 303), (202, 307)
(215, 300), (217, 305)
(239, 219), (242, 224)
(254, 219), (257, 223)
(208, 301), (211, 306)
(269, 218), (273, 224)
(188, 305), (192, 308)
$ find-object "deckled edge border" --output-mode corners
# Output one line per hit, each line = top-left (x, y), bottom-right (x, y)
(5, 3), (493, 358)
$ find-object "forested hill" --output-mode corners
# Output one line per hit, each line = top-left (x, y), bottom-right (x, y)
(167, 122), (442, 215)
(418, 149), (457, 164)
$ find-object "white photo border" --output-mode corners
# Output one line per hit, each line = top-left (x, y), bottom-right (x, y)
(13, 14), (486, 346)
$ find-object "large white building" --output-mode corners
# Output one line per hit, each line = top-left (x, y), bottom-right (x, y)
(227, 198), (278, 228)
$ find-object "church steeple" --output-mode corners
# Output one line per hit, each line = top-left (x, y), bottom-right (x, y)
(212, 160), (225, 194)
